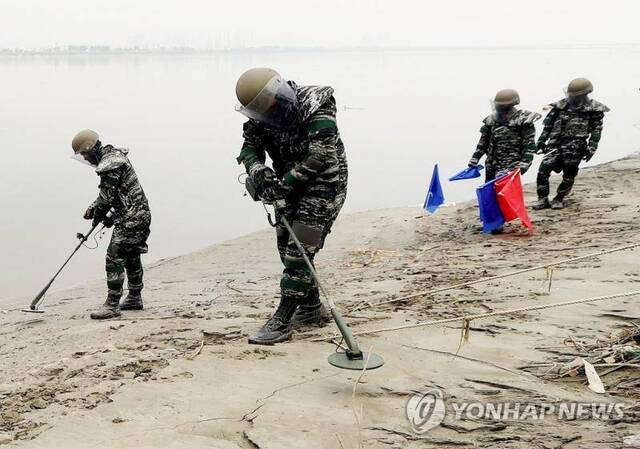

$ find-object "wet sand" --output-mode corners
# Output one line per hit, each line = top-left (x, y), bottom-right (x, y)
(2, 155), (640, 448)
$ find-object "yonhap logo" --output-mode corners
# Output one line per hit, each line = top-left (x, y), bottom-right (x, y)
(405, 387), (627, 435)
(405, 388), (446, 433)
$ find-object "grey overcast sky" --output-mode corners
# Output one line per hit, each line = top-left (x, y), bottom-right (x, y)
(0, 0), (637, 49)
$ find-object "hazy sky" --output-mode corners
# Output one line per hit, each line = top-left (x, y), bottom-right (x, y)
(0, 0), (638, 49)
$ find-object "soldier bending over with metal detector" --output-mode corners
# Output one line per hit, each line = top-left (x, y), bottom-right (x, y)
(234, 67), (349, 345)
(245, 178), (383, 370)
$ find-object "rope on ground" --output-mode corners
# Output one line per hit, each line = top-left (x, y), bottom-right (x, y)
(352, 241), (640, 312)
(313, 290), (640, 342)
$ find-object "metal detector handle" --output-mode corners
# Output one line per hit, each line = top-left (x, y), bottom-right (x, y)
(77, 220), (101, 243)
(279, 215), (364, 359)
(255, 199), (365, 360)
(28, 209), (113, 311)
(330, 309), (363, 359)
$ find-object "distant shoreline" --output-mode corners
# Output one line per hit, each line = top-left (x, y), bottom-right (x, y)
(1, 43), (640, 57)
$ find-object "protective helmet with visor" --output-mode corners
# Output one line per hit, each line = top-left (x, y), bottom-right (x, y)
(490, 89), (520, 122)
(71, 129), (101, 167)
(564, 77), (593, 107)
(235, 68), (299, 129)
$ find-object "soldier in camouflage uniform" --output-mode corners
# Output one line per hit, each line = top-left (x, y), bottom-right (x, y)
(468, 89), (541, 182)
(72, 130), (151, 320)
(235, 67), (348, 345)
(533, 78), (610, 210)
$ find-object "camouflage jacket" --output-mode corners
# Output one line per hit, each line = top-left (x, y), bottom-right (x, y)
(537, 98), (609, 156)
(471, 109), (541, 172)
(91, 145), (151, 229)
(237, 82), (348, 197)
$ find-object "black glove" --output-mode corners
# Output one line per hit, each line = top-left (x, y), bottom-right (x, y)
(536, 142), (547, 155)
(261, 181), (294, 204)
(91, 206), (109, 227)
(102, 215), (114, 228)
(92, 214), (113, 228)
(584, 148), (596, 162)
(251, 166), (276, 192)
(83, 205), (95, 220)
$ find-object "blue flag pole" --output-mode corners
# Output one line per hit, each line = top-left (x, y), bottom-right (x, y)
(424, 164), (445, 215)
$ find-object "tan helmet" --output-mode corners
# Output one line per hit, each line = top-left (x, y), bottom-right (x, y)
(72, 129), (99, 154)
(236, 67), (280, 106)
(567, 77), (593, 97)
(494, 89), (520, 106)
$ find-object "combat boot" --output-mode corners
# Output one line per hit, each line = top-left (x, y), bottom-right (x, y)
(550, 197), (565, 210)
(90, 295), (121, 320)
(248, 297), (296, 345)
(291, 290), (330, 328)
(120, 293), (143, 311)
(532, 197), (550, 210)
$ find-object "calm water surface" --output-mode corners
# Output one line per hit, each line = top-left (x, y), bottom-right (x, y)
(1, 47), (638, 301)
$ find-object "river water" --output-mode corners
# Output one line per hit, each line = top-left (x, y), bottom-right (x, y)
(1, 46), (638, 302)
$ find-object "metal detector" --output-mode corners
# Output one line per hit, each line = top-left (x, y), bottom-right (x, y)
(22, 212), (111, 313)
(246, 178), (383, 370)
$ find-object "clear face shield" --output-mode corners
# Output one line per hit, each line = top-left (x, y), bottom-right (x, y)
(235, 75), (299, 129)
(490, 99), (515, 122)
(564, 87), (589, 107)
(71, 147), (100, 167)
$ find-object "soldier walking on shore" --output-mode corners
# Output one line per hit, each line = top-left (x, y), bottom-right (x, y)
(468, 89), (541, 182)
(533, 78), (610, 210)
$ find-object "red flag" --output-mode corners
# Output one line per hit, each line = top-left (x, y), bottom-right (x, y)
(494, 170), (533, 230)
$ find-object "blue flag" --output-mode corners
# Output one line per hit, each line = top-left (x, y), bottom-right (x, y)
(476, 177), (505, 232)
(449, 164), (484, 181)
(424, 164), (445, 214)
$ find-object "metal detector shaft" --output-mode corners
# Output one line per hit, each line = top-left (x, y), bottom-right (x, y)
(27, 217), (107, 311)
(538, 147), (559, 158)
(279, 215), (363, 358)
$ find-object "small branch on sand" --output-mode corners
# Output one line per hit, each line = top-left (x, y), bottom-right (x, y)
(402, 344), (529, 377)
(186, 340), (204, 360)
(224, 279), (245, 294)
(118, 315), (178, 321)
(598, 356), (640, 377)
(352, 347), (374, 399)
(352, 404), (364, 449)
(335, 433), (347, 449)
(464, 378), (536, 394)
(366, 426), (471, 445)
(348, 348), (373, 449)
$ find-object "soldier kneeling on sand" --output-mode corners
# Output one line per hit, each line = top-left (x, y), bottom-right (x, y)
(235, 67), (348, 345)
(72, 130), (151, 320)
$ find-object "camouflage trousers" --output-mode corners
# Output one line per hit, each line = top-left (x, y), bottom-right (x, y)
(106, 221), (150, 301)
(275, 184), (347, 304)
(486, 162), (521, 183)
(485, 165), (504, 183)
(536, 152), (582, 200)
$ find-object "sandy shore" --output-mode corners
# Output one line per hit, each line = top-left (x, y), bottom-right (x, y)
(2, 155), (640, 448)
